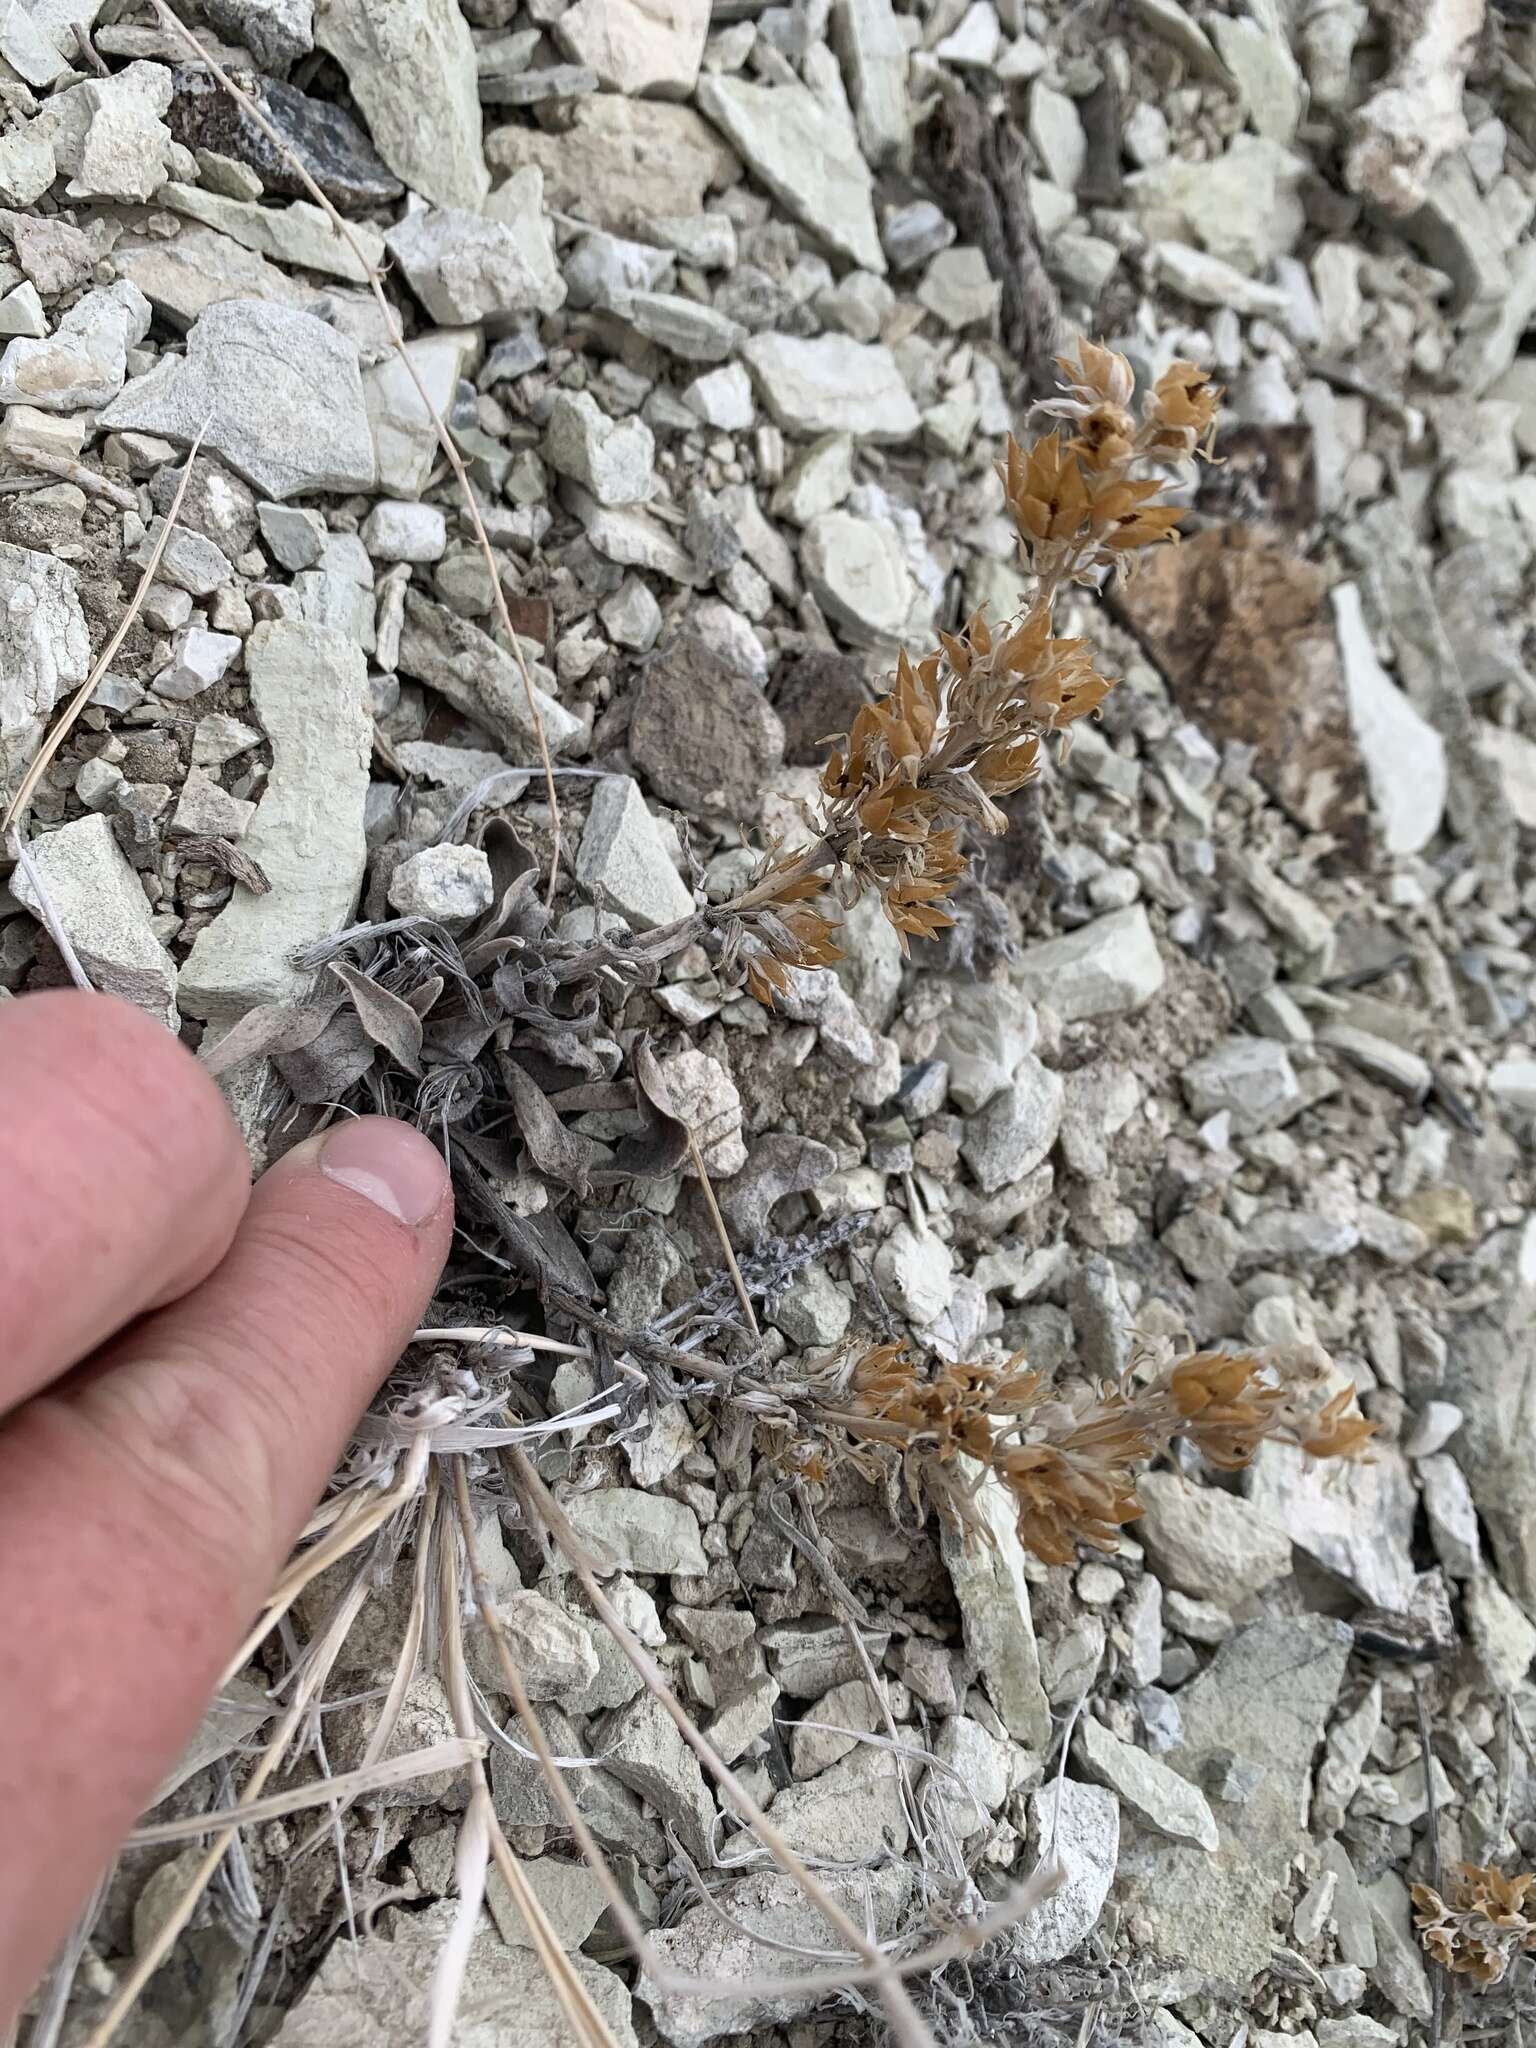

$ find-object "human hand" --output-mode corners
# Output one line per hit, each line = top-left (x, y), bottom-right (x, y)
(0, 991), (453, 2023)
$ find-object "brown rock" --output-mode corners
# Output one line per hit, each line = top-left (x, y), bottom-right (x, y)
(1115, 525), (1368, 851)
(629, 634), (784, 819)
(771, 648), (870, 764)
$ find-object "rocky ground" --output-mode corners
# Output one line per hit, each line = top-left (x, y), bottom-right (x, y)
(7, 0), (1536, 2044)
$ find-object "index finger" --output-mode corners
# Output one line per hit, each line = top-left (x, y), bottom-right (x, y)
(0, 993), (252, 1418)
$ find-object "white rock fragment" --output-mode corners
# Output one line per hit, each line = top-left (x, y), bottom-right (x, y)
(545, 391), (655, 507)
(658, 1046), (747, 1175)
(314, 0), (488, 212)
(170, 768), (256, 842)
(153, 627), (243, 703)
(13, 815), (180, 1030)
(875, 1220), (952, 1323)
(1344, 0), (1482, 214)
(1152, 241), (1292, 319)
(599, 577), (662, 652)
(0, 544), (90, 790)
(364, 330), (475, 499)
(1014, 1779), (1119, 1963)
(386, 186), (563, 323)
(1128, 135), (1304, 275)
(833, 0), (910, 168)
(387, 844), (494, 926)
(360, 501), (447, 565)
(1076, 1715), (1220, 1852)
(160, 184), (382, 286)
(682, 362), (754, 430)
(103, 299), (376, 501)
(1136, 1471), (1292, 1603)
(1331, 582), (1447, 856)
(800, 509), (915, 647)
(962, 1055), (1064, 1192)
(65, 63), (177, 203)
(935, 981), (1036, 1112)
(179, 621), (371, 1020)
(554, 0), (709, 96)
(0, 124), (57, 207)
(940, 1460), (1051, 1746)
(936, 2), (1002, 65)
(1209, 4), (1305, 145)
(0, 279), (150, 412)
(1012, 906), (1165, 1023)
(576, 776), (694, 932)
(744, 333), (918, 441)
(917, 244), (1001, 329)
(1183, 1037), (1302, 1134)
(556, 1488), (707, 1576)
(698, 76), (884, 274)
(1029, 82), (1086, 192)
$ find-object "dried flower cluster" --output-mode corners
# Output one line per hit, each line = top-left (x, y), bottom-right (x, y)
(725, 345), (1221, 1002)
(812, 1341), (1372, 1565)
(1414, 1864), (1536, 1986)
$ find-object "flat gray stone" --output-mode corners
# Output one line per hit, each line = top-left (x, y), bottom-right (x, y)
(13, 815), (180, 1029)
(743, 333), (919, 441)
(1117, 1616), (1352, 1989)
(101, 298), (376, 501)
(1012, 905), (1165, 1023)
(1076, 1715), (1219, 1852)
(0, 543), (90, 790)
(178, 621), (371, 1020)
(386, 185), (563, 323)
(270, 1902), (636, 2048)
(575, 775), (695, 932)
(697, 76), (883, 273)
(940, 1460), (1051, 1747)
(556, 1488), (706, 1576)
(1135, 1471), (1292, 1604)
(313, 0), (488, 211)
(641, 1868), (911, 2048)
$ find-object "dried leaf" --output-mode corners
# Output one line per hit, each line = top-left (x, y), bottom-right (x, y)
(329, 961), (425, 1078)
(199, 995), (343, 1078)
(500, 1053), (595, 1197)
(601, 1036), (690, 1182)
(276, 1007), (378, 1104)
(453, 1147), (598, 1299)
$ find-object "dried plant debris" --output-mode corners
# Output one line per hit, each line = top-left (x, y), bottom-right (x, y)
(1414, 1862), (1536, 1986)
(7, 3), (1536, 2047)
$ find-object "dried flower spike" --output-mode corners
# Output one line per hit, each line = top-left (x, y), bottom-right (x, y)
(818, 1340), (1370, 1566)
(725, 343), (1220, 1004)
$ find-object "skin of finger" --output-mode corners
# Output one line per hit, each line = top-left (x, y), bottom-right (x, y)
(0, 991), (252, 1419)
(0, 1124), (452, 2020)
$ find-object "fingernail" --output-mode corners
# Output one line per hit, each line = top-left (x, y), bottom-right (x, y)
(320, 1118), (448, 1228)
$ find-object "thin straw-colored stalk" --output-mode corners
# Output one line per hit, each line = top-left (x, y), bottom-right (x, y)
(124, 1737), (488, 1845)
(445, 1461), (617, 2048)
(150, 2), (564, 901)
(217, 1435), (432, 1689)
(686, 1129), (760, 1338)
(3, 431), (203, 837)
(82, 1571), (375, 2048)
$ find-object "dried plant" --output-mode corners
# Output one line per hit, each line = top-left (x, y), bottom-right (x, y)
(1414, 1863), (1536, 1986)
(718, 345), (1220, 1002)
(810, 1340), (1373, 1565)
